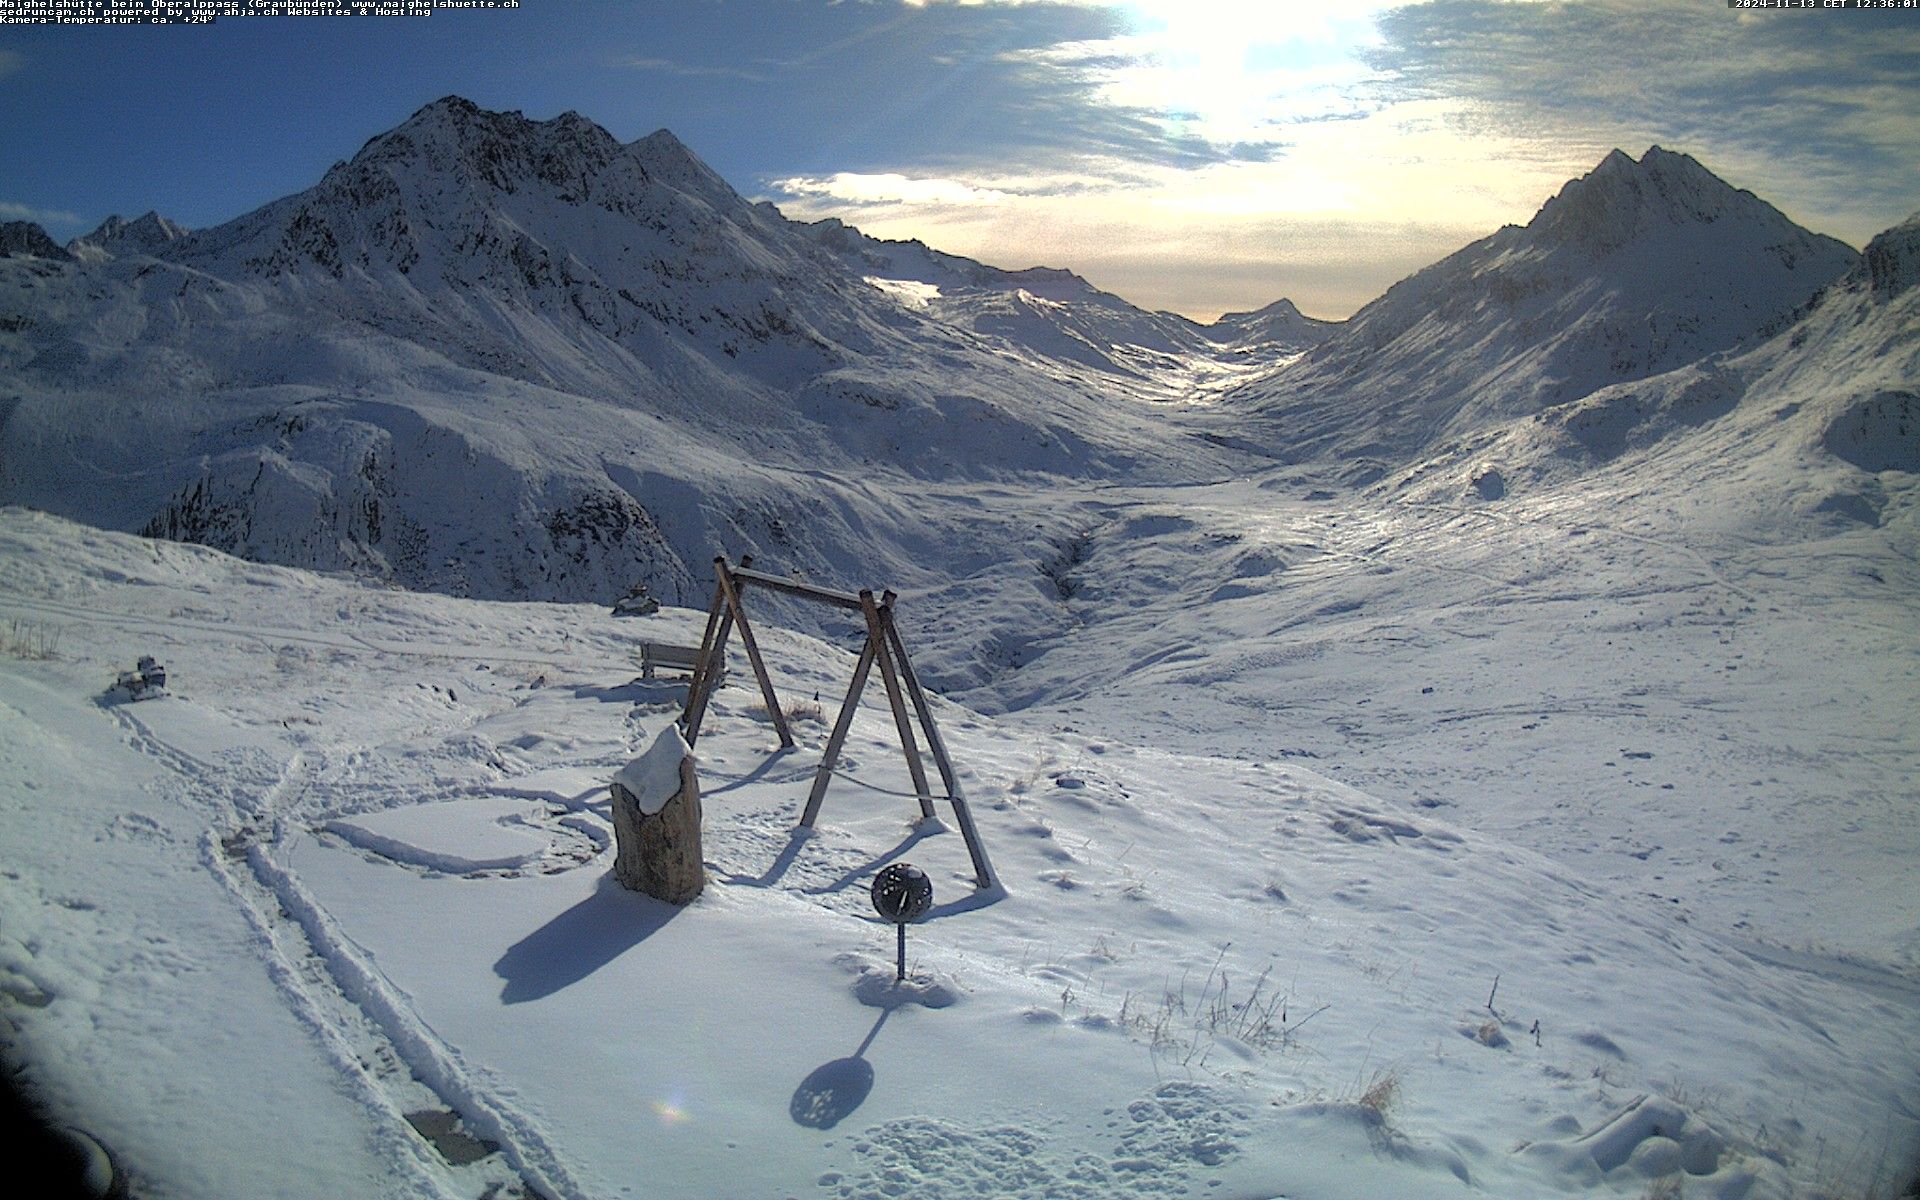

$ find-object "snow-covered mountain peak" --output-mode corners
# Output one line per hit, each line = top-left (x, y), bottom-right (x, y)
(86, 209), (189, 244)
(67, 211), (191, 262)
(625, 126), (746, 204)
(1223, 147), (1860, 461)
(1207, 297), (1333, 350)
(167, 94), (865, 385)
(345, 94), (627, 196)
(629, 126), (694, 163)
(1531, 145), (1797, 256)
(345, 99), (734, 216)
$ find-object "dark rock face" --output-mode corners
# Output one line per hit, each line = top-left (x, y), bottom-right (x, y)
(0, 222), (73, 261)
(1863, 212), (1920, 299)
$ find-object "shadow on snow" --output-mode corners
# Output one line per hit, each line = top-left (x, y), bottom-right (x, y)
(492, 875), (683, 1004)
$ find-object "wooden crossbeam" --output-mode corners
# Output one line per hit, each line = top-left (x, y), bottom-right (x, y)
(727, 564), (867, 611)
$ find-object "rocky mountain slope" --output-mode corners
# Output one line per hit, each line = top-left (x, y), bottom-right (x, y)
(67, 211), (190, 261)
(803, 218), (1330, 385)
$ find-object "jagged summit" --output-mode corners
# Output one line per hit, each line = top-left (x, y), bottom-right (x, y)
(213, 95), (757, 280)
(1530, 145), (1810, 256)
(165, 93), (878, 394)
(347, 95), (628, 194)
(69, 211), (190, 260)
(344, 98), (728, 204)
(82, 211), (189, 243)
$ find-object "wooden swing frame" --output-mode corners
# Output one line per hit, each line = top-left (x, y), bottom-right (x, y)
(679, 555), (997, 890)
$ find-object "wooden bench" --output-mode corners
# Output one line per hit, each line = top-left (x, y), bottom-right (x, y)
(640, 642), (721, 683)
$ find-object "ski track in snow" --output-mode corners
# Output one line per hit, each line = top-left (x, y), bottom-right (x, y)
(99, 653), (602, 1200)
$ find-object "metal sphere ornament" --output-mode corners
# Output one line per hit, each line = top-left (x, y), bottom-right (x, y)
(870, 863), (933, 980)
(871, 863), (933, 924)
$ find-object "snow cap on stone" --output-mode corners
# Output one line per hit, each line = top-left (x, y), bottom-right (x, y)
(613, 724), (694, 816)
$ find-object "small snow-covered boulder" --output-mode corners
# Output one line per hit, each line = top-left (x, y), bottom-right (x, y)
(610, 725), (703, 904)
(611, 585), (660, 617)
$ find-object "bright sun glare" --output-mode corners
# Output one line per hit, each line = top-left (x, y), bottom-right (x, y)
(1110, 0), (1390, 144)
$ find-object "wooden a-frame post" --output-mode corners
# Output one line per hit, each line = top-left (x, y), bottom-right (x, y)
(679, 555), (996, 890)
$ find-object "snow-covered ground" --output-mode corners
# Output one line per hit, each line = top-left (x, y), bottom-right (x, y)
(2, 491), (1913, 1200)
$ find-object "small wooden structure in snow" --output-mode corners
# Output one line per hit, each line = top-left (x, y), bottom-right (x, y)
(610, 725), (703, 904)
(680, 555), (996, 890)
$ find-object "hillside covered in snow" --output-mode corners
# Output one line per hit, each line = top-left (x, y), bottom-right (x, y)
(0, 98), (1249, 614)
(1, 96), (1916, 1200)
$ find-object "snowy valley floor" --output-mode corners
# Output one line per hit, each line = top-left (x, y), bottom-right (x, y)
(0, 497), (1915, 1200)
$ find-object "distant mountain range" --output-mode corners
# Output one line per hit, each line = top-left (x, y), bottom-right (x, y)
(1, 97), (1910, 624)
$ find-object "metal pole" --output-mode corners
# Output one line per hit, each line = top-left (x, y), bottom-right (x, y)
(896, 923), (907, 982)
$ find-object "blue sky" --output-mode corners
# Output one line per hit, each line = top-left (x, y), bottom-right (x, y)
(3, 0), (1916, 319)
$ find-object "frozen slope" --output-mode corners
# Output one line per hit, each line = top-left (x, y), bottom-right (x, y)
(1, 508), (1915, 1200)
(802, 217), (1324, 394)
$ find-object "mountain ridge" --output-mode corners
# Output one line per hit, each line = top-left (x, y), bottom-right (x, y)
(1, 101), (1906, 632)
(0, 98), (1249, 614)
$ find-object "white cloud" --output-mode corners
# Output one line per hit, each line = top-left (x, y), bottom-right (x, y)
(768, 97), (1603, 320)
(0, 201), (85, 230)
(618, 56), (766, 83)
(786, 0), (1914, 316)
(1004, 1), (1401, 155)
(770, 172), (1017, 209)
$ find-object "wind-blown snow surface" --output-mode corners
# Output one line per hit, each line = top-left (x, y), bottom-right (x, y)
(2, 502), (1914, 1200)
